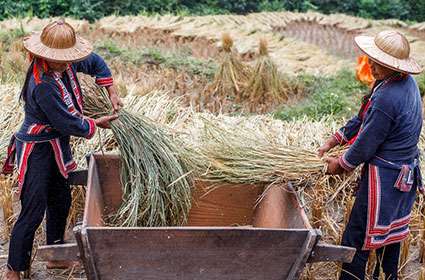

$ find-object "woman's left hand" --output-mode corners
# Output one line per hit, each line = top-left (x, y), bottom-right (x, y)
(106, 85), (123, 112)
(324, 157), (344, 175)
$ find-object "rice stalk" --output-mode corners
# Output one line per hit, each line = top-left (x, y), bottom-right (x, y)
(84, 85), (192, 227)
(367, 250), (377, 277)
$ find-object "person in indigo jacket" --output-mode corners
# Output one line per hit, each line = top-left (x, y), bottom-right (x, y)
(2, 20), (123, 280)
(319, 30), (423, 280)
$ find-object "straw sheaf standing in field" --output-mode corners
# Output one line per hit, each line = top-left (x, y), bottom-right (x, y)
(1, 20), (122, 280)
(320, 30), (423, 280)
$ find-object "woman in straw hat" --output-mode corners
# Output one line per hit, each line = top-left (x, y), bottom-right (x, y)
(2, 20), (122, 280)
(319, 30), (423, 280)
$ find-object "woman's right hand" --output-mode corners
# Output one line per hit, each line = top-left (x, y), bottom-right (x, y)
(94, 114), (118, 129)
(318, 136), (339, 157)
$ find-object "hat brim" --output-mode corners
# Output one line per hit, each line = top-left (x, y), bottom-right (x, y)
(23, 32), (93, 63)
(354, 35), (423, 74)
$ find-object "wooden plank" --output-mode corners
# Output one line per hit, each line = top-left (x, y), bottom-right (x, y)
(94, 154), (122, 215)
(81, 228), (100, 280)
(74, 225), (97, 280)
(252, 184), (307, 229)
(68, 170), (88, 186)
(37, 243), (79, 262)
(83, 155), (104, 228)
(187, 182), (263, 226)
(85, 227), (313, 280)
(308, 243), (356, 263)
(287, 183), (312, 229)
(287, 229), (320, 279)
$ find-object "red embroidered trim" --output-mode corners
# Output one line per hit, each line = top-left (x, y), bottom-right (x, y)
(2, 138), (16, 174)
(364, 230), (409, 250)
(338, 154), (356, 171)
(17, 142), (35, 189)
(333, 131), (345, 145)
(363, 164), (411, 249)
(52, 70), (81, 117)
(67, 67), (83, 111)
(65, 160), (77, 172)
(96, 77), (113, 87)
(49, 138), (68, 179)
(85, 118), (96, 139)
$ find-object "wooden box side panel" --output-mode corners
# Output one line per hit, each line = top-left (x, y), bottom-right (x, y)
(253, 185), (311, 229)
(187, 182), (264, 227)
(94, 154), (122, 215)
(83, 157), (104, 227)
(85, 227), (315, 280)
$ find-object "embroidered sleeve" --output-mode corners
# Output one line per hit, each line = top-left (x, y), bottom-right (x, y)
(340, 107), (393, 171)
(34, 83), (97, 139)
(73, 53), (113, 87)
(333, 115), (362, 145)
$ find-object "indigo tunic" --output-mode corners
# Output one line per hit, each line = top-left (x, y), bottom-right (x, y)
(3, 52), (113, 191)
(334, 73), (422, 250)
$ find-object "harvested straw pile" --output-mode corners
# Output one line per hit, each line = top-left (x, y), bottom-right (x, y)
(244, 39), (286, 112)
(83, 86), (192, 227)
(204, 33), (252, 112)
(243, 39), (304, 113)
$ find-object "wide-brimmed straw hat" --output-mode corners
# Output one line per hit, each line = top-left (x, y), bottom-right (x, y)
(354, 30), (422, 74)
(23, 19), (92, 63)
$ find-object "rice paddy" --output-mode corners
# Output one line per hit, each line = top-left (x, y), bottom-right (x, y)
(1, 10), (425, 279)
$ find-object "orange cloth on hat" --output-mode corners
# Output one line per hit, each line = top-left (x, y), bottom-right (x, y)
(356, 55), (375, 88)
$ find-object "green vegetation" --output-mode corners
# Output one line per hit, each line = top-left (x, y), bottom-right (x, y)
(95, 39), (217, 78)
(0, 0), (424, 22)
(416, 73), (425, 97)
(274, 70), (368, 121)
(0, 26), (27, 49)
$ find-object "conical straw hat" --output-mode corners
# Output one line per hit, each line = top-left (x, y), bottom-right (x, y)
(23, 19), (92, 63)
(355, 30), (422, 74)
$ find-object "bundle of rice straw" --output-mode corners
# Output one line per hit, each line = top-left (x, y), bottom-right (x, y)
(204, 33), (252, 111)
(83, 86), (192, 227)
(243, 39), (292, 113)
(182, 116), (344, 187)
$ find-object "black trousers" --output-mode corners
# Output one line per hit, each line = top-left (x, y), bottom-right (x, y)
(7, 142), (71, 271)
(340, 242), (400, 280)
(339, 170), (400, 280)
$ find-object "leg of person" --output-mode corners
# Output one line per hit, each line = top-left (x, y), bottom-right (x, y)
(340, 168), (370, 280)
(45, 162), (71, 245)
(373, 242), (400, 280)
(45, 152), (73, 270)
(7, 143), (54, 273)
(340, 246), (370, 280)
(339, 205), (370, 280)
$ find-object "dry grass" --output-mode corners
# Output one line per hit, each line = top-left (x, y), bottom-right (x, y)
(243, 39), (304, 113)
(0, 174), (17, 239)
(203, 33), (252, 112)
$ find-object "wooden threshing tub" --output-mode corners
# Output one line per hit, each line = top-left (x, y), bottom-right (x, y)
(39, 153), (355, 280)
